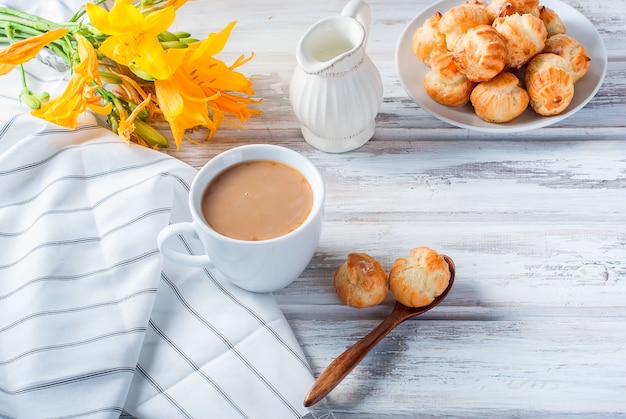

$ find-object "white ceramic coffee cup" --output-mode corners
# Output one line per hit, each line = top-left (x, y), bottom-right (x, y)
(157, 144), (324, 293)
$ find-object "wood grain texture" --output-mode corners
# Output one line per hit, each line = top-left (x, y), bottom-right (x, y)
(167, 0), (626, 416)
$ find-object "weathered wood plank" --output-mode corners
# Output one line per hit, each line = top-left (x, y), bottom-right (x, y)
(297, 318), (626, 416)
(168, 0), (626, 415)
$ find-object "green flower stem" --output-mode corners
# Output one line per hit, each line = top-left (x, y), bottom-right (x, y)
(3, 21), (32, 95)
(47, 41), (73, 64)
(18, 63), (27, 86)
(69, 0), (108, 23)
(0, 21), (47, 39)
(0, 8), (62, 32)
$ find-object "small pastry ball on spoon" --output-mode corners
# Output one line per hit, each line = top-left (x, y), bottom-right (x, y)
(334, 253), (388, 308)
(389, 247), (451, 308)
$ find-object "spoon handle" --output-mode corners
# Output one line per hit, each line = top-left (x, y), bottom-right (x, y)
(303, 304), (406, 407)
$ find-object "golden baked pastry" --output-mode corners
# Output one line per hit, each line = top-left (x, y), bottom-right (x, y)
(539, 6), (567, 37)
(453, 24), (507, 82)
(389, 247), (451, 308)
(543, 34), (591, 82)
(525, 53), (575, 116)
(493, 13), (548, 70)
(424, 52), (476, 107)
(412, 12), (448, 67)
(470, 71), (529, 122)
(334, 253), (388, 308)
(486, 0), (540, 21)
(438, 1), (490, 51)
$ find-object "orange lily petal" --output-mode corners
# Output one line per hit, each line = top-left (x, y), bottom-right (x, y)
(133, 37), (172, 80)
(99, 34), (134, 66)
(0, 63), (16, 76)
(87, 0), (137, 35)
(87, 102), (113, 115)
(32, 33), (109, 129)
(144, 7), (176, 36)
(117, 94), (151, 142)
(191, 21), (236, 62)
(85, 3), (118, 35)
(109, 0), (146, 33)
(0, 28), (68, 68)
(155, 79), (184, 119)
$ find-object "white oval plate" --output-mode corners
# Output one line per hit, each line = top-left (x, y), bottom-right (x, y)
(395, 0), (608, 132)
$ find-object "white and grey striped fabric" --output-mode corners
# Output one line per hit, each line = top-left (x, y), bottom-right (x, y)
(0, 100), (318, 418)
(0, 0), (323, 411)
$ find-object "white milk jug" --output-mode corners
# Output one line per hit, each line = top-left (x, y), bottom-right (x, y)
(290, 0), (383, 153)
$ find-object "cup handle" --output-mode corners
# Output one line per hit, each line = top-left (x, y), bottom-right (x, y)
(341, 0), (371, 43)
(157, 222), (212, 267)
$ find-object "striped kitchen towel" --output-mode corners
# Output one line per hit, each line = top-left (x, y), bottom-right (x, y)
(0, 101), (318, 418)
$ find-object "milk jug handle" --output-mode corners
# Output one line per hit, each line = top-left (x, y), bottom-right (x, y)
(341, 0), (371, 43)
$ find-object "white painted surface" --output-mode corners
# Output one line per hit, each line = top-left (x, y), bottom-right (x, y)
(168, 0), (626, 416)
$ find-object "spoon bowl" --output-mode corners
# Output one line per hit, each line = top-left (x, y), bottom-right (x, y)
(303, 255), (455, 407)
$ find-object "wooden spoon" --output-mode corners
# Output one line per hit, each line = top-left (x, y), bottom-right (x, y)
(303, 255), (455, 407)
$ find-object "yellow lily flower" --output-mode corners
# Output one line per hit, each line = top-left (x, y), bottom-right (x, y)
(202, 54), (261, 124)
(86, 0), (180, 80)
(154, 21), (260, 150)
(155, 71), (217, 150)
(189, 23), (261, 126)
(32, 34), (112, 128)
(0, 2), (260, 151)
(0, 28), (68, 75)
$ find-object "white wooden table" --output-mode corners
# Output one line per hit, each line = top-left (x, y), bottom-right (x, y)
(167, 0), (626, 416)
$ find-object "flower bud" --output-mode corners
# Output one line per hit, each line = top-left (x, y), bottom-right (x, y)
(160, 41), (188, 50)
(20, 89), (41, 110)
(36, 92), (50, 103)
(158, 31), (179, 42)
(173, 31), (192, 39)
(109, 115), (120, 134)
(180, 37), (200, 45)
(133, 119), (169, 148)
(128, 63), (156, 81)
(100, 71), (123, 84)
